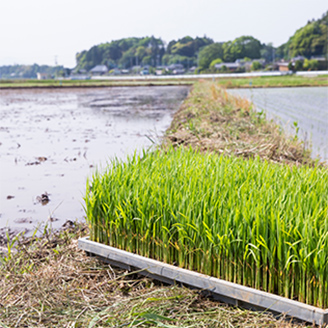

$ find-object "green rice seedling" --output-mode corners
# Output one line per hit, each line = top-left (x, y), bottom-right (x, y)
(85, 146), (328, 308)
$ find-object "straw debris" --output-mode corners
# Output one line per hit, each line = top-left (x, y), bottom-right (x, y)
(165, 81), (314, 165)
(0, 223), (313, 327)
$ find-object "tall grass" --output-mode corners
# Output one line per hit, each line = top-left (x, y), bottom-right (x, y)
(85, 147), (328, 308)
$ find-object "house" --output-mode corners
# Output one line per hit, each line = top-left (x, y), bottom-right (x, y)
(277, 62), (290, 72)
(37, 72), (49, 80)
(155, 66), (165, 75)
(292, 56), (305, 62)
(140, 66), (150, 75)
(111, 68), (122, 75)
(70, 68), (89, 80)
(310, 56), (328, 70)
(215, 59), (266, 72)
(71, 68), (87, 75)
(189, 66), (197, 73)
(166, 64), (185, 75)
(89, 65), (108, 76)
(236, 58), (266, 71)
(214, 62), (240, 71)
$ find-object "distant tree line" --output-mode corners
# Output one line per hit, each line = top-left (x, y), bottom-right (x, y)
(197, 36), (275, 71)
(76, 11), (327, 72)
(1, 11), (326, 78)
(75, 36), (214, 71)
(75, 35), (271, 72)
(0, 64), (68, 79)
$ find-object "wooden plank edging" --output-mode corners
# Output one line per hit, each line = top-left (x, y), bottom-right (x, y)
(78, 237), (328, 325)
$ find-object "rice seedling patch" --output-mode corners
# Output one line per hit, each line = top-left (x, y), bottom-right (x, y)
(85, 146), (328, 308)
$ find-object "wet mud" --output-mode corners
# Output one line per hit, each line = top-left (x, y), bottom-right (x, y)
(0, 86), (189, 235)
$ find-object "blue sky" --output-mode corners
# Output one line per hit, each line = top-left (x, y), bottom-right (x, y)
(0, 0), (327, 68)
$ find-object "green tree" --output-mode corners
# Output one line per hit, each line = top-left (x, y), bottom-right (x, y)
(198, 43), (223, 70)
(288, 62), (294, 71)
(222, 41), (233, 62)
(209, 58), (223, 68)
(101, 42), (122, 62)
(162, 54), (194, 67)
(171, 41), (195, 57)
(166, 36), (213, 63)
(261, 43), (275, 62)
(289, 60), (304, 71)
(136, 46), (146, 59)
(251, 61), (262, 71)
(119, 48), (136, 68)
(141, 55), (152, 66)
(220, 65), (228, 72)
(276, 11), (327, 60)
(75, 36), (165, 70)
(223, 36), (262, 62)
(294, 60), (304, 71)
(303, 59), (319, 70)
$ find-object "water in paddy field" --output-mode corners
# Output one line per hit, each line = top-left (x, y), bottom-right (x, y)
(0, 86), (189, 234)
(228, 87), (328, 163)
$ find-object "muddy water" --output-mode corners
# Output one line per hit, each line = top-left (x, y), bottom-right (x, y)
(0, 86), (189, 234)
(228, 87), (328, 162)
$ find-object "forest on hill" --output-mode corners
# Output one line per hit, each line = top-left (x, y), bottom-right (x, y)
(0, 11), (326, 78)
(277, 11), (327, 59)
(75, 35), (272, 72)
(74, 11), (327, 72)
(75, 36), (213, 71)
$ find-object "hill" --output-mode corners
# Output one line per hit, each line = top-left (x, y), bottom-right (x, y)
(75, 11), (327, 72)
(276, 11), (327, 59)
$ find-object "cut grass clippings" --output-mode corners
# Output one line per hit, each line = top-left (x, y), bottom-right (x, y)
(0, 223), (309, 327)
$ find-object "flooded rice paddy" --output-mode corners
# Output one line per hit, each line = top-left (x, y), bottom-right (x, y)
(228, 87), (328, 162)
(0, 86), (189, 233)
(0, 85), (327, 235)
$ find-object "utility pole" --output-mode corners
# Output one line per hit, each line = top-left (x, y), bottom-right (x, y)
(54, 55), (58, 79)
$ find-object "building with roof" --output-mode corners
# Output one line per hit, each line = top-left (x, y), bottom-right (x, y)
(277, 62), (290, 72)
(36, 72), (50, 80)
(214, 62), (240, 71)
(89, 65), (108, 76)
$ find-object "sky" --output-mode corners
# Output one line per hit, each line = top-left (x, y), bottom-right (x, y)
(0, 0), (327, 68)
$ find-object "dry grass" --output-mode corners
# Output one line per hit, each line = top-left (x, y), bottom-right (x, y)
(165, 81), (315, 166)
(0, 223), (317, 327)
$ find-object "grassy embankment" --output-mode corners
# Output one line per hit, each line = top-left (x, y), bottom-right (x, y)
(0, 81), (326, 327)
(165, 81), (315, 164)
(0, 74), (327, 89)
